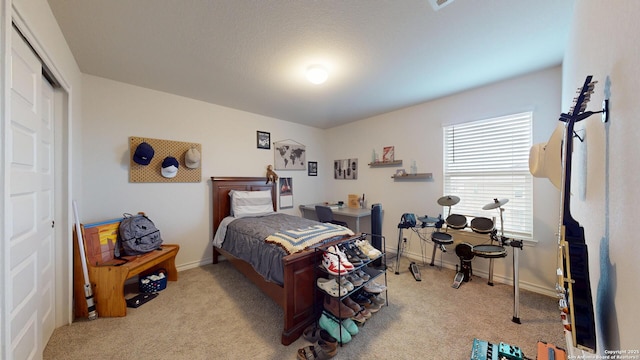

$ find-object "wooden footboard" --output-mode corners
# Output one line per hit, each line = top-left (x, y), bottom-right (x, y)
(281, 249), (324, 344)
(213, 245), (321, 345)
(211, 176), (324, 345)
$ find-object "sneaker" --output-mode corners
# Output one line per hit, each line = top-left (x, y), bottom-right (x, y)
(319, 313), (351, 344)
(363, 281), (387, 294)
(341, 318), (359, 336)
(351, 292), (372, 306)
(358, 307), (372, 319)
(355, 269), (370, 281)
(351, 293), (382, 313)
(328, 246), (354, 271)
(335, 276), (354, 291)
(365, 301), (383, 313)
(346, 241), (370, 260)
(350, 311), (368, 325)
(338, 244), (364, 266)
(356, 240), (382, 259)
(322, 252), (348, 276)
(345, 273), (364, 287)
(361, 291), (386, 305)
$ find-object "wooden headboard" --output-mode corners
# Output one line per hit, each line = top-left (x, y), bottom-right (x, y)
(211, 177), (277, 232)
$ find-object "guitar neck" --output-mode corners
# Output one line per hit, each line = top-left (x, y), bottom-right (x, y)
(559, 76), (592, 227)
(556, 76), (597, 352)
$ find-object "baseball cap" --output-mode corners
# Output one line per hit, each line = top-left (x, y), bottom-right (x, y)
(133, 142), (154, 165)
(161, 156), (179, 178)
(185, 148), (201, 169)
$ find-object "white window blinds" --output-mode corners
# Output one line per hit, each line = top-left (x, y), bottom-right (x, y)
(443, 112), (533, 240)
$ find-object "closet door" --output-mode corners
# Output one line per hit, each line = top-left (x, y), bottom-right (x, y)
(6, 26), (56, 359)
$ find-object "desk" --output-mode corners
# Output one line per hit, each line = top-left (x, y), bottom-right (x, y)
(299, 204), (371, 233)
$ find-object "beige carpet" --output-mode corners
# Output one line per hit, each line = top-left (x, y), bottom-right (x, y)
(44, 257), (565, 359)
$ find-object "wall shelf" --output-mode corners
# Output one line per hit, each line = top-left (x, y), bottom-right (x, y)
(391, 173), (432, 180)
(368, 160), (403, 167)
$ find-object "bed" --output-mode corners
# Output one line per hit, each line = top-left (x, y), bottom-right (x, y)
(210, 176), (356, 345)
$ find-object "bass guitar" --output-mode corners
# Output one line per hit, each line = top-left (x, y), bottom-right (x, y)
(556, 76), (597, 352)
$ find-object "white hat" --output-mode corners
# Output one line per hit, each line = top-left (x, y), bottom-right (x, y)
(161, 156), (179, 178)
(529, 123), (563, 190)
(185, 148), (201, 169)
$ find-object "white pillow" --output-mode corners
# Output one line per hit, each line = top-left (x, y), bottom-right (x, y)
(230, 190), (275, 218)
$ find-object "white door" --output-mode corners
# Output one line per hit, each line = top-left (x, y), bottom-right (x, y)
(7, 27), (56, 360)
(39, 72), (56, 353)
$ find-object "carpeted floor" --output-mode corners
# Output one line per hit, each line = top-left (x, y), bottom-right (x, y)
(44, 257), (565, 359)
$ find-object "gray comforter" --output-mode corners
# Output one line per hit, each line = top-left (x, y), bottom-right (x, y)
(218, 213), (348, 285)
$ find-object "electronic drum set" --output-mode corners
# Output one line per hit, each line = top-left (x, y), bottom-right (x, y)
(433, 195), (524, 324)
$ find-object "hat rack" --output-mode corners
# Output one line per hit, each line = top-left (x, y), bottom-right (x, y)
(129, 136), (202, 183)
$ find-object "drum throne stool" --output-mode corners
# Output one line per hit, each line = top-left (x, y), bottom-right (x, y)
(429, 223), (454, 267)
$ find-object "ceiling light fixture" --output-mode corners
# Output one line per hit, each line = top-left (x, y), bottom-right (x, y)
(428, 0), (455, 11)
(306, 65), (328, 85)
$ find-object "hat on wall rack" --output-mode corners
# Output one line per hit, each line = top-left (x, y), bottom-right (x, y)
(133, 142), (155, 165)
(161, 156), (179, 178)
(185, 147), (201, 169)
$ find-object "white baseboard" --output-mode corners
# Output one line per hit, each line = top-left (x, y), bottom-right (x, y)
(387, 248), (557, 298)
(177, 258), (212, 272)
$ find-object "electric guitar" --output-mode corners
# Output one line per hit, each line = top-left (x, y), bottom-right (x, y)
(556, 76), (597, 352)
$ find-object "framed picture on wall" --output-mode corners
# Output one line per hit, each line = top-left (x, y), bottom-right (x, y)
(279, 177), (293, 209)
(273, 141), (306, 170)
(334, 158), (358, 179)
(308, 161), (318, 176)
(257, 131), (271, 149)
(382, 146), (395, 162)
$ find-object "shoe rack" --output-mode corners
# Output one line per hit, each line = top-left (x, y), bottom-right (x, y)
(314, 233), (388, 345)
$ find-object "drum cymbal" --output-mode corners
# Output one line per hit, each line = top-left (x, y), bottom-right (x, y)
(482, 198), (509, 210)
(437, 195), (460, 206)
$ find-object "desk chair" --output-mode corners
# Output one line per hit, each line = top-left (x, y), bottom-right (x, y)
(315, 205), (349, 228)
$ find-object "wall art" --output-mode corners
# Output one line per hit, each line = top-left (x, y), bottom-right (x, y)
(274, 139), (306, 170)
(334, 158), (358, 179)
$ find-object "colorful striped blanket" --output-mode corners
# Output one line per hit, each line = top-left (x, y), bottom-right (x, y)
(265, 223), (354, 254)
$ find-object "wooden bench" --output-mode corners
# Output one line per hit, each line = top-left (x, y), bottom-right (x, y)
(73, 216), (179, 318)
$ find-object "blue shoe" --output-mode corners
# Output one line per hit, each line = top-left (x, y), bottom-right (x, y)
(341, 318), (359, 336)
(319, 313), (351, 344)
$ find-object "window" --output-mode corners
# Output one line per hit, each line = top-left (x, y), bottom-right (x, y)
(443, 112), (533, 240)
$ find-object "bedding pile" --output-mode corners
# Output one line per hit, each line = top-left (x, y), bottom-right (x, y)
(266, 223), (354, 255)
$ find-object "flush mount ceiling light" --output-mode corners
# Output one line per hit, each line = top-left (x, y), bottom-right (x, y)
(428, 0), (455, 11)
(306, 65), (328, 85)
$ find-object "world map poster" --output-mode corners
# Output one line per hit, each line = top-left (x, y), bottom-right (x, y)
(274, 143), (306, 170)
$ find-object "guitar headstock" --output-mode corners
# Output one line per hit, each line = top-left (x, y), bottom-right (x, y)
(560, 75), (597, 124)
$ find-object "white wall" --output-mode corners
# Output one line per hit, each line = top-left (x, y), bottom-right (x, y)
(324, 66), (564, 295)
(562, 1), (640, 353)
(81, 75), (328, 269)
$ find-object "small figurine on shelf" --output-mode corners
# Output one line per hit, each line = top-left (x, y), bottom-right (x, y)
(410, 160), (417, 175)
(266, 164), (278, 184)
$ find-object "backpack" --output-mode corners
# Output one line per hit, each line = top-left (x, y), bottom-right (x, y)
(116, 213), (163, 257)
